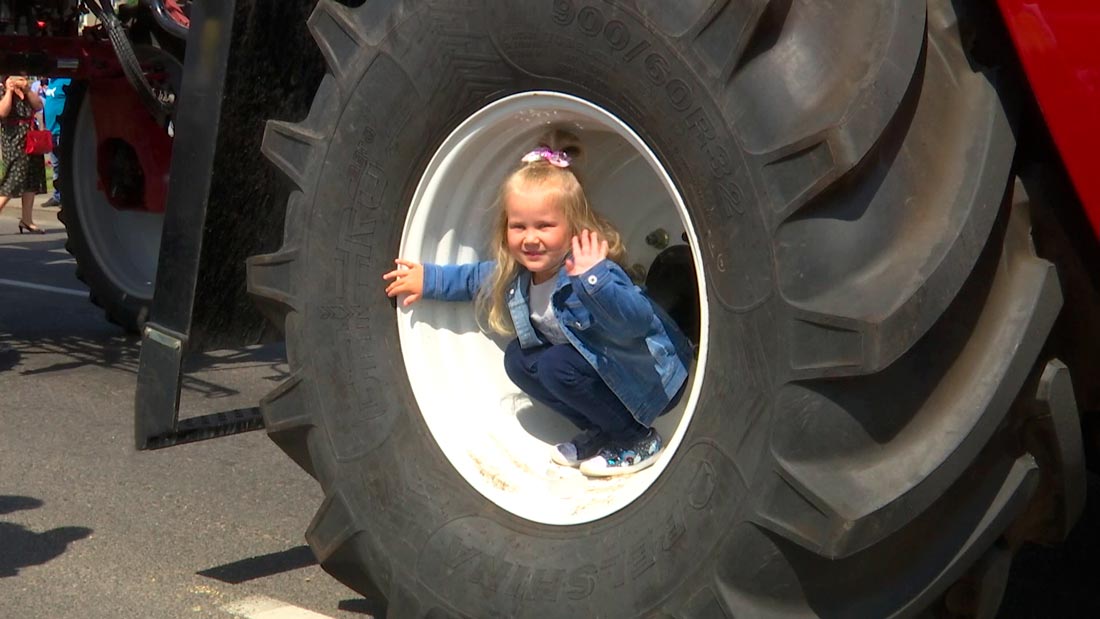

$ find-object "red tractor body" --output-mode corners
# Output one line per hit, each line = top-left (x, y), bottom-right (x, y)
(999, 0), (1100, 236)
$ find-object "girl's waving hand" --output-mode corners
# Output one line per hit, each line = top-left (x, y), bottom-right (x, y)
(565, 229), (608, 277)
(383, 259), (425, 306)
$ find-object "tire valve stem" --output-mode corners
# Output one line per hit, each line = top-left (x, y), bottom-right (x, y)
(645, 228), (670, 250)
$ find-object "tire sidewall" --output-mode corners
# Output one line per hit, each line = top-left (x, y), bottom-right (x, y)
(298, 1), (775, 615)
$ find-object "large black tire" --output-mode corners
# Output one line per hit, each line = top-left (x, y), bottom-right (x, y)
(248, 1), (1078, 616)
(57, 81), (159, 333)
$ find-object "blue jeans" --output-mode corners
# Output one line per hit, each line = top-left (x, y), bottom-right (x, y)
(503, 340), (652, 442)
(48, 137), (60, 202)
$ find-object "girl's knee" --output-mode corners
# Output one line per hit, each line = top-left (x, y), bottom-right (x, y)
(540, 345), (593, 389)
(502, 339), (528, 382)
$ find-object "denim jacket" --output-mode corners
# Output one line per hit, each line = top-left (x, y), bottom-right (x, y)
(422, 260), (693, 425)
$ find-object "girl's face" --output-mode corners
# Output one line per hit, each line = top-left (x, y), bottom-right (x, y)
(504, 184), (571, 284)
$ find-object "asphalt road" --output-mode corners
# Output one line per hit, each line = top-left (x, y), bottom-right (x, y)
(1, 201), (380, 618)
(0, 199), (1097, 618)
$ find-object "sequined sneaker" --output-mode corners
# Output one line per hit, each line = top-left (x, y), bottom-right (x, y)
(551, 428), (608, 467)
(579, 429), (662, 477)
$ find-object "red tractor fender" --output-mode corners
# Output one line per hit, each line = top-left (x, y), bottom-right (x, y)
(998, 0), (1100, 238)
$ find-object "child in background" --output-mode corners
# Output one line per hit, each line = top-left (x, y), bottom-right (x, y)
(384, 131), (692, 477)
(42, 77), (70, 207)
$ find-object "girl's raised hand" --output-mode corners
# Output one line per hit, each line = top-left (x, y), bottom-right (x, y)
(565, 229), (608, 277)
(383, 259), (425, 306)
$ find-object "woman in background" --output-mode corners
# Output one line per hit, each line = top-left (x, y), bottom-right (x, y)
(0, 74), (48, 233)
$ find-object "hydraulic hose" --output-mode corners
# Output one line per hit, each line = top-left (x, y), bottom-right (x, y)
(141, 0), (189, 40)
(82, 0), (173, 127)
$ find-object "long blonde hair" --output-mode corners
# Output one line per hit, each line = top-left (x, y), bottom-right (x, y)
(477, 130), (626, 336)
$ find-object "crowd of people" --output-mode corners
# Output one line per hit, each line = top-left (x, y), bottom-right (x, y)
(0, 74), (69, 234)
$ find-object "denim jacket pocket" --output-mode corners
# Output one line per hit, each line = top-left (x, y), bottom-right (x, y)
(559, 299), (592, 331)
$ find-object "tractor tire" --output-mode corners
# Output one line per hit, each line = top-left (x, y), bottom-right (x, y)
(57, 80), (161, 333)
(248, 1), (1079, 616)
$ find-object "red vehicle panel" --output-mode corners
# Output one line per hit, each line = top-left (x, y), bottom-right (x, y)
(998, 0), (1100, 238)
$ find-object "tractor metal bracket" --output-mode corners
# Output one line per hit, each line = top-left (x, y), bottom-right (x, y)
(133, 0), (264, 450)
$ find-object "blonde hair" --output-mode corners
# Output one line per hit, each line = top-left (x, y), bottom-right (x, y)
(477, 130), (626, 336)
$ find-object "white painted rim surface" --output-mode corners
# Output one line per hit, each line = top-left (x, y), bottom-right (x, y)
(69, 80), (166, 302)
(399, 91), (709, 525)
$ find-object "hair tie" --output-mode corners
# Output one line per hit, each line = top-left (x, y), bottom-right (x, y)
(521, 147), (571, 168)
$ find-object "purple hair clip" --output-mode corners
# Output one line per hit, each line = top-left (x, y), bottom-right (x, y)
(521, 147), (572, 168)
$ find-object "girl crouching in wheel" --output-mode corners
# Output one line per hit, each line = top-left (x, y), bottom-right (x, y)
(384, 132), (693, 477)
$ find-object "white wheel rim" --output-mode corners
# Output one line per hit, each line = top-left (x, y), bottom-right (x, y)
(70, 89), (164, 302)
(399, 91), (709, 525)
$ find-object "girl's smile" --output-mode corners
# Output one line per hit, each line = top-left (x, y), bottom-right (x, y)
(504, 185), (571, 284)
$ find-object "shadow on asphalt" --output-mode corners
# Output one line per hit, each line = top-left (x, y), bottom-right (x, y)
(0, 330), (289, 400)
(197, 545), (316, 584)
(0, 495), (92, 579)
(339, 598), (386, 616)
(199, 547), (383, 616)
(0, 234), (66, 253)
(4, 332), (139, 377)
(0, 343), (17, 372)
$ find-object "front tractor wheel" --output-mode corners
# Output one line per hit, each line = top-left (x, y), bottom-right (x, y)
(248, 1), (1082, 616)
(57, 48), (179, 333)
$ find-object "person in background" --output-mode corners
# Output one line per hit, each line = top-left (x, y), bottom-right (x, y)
(41, 77), (70, 207)
(31, 78), (47, 127)
(0, 74), (48, 233)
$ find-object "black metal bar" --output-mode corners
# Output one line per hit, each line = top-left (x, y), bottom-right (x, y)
(142, 408), (266, 450)
(134, 0), (262, 450)
(134, 324), (185, 442)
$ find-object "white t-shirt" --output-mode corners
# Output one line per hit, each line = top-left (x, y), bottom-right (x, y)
(528, 277), (570, 345)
